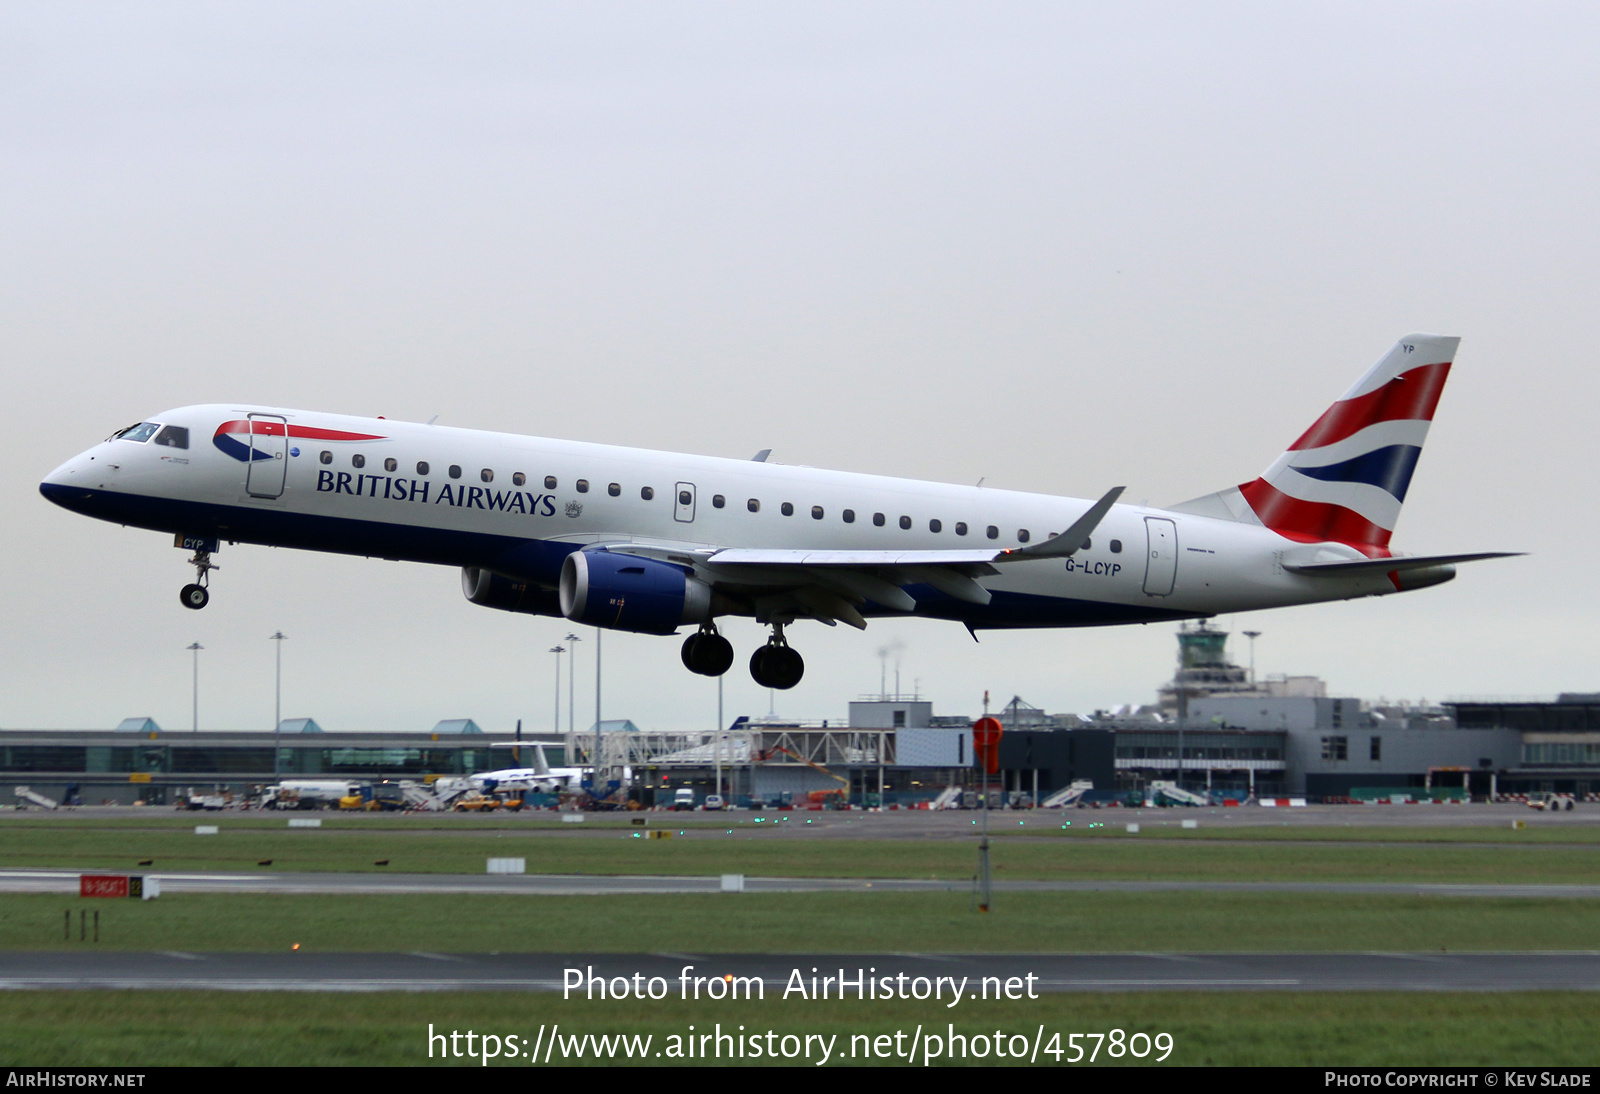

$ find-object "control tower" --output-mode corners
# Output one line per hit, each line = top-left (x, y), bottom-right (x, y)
(1157, 622), (1256, 715)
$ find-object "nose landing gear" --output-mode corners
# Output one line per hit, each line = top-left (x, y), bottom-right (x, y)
(681, 625), (735, 676)
(749, 624), (804, 690)
(179, 547), (218, 611)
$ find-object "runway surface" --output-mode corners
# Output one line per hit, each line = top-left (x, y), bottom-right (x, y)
(3, 867), (1598, 898)
(3, 951), (1597, 992)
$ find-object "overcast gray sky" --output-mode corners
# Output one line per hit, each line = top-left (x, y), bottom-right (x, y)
(3, 3), (1594, 734)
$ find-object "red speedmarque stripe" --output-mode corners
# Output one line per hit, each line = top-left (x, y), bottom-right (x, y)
(1238, 478), (1393, 554)
(1287, 361), (1451, 452)
(216, 420), (386, 442)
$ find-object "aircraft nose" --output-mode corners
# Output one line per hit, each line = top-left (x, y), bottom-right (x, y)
(41, 453), (83, 489)
(39, 450), (100, 511)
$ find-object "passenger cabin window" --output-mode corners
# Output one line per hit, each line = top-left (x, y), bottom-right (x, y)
(576, 479), (589, 493)
(873, 513), (886, 527)
(843, 509), (855, 523)
(955, 522), (968, 536)
(811, 505), (824, 520)
(929, 518), (942, 533)
(780, 502), (794, 516)
(112, 422), (160, 443)
(352, 454), (365, 469)
(641, 486), (655, 501)
(544, 475), (557, 489)
(1080, 538), (1091, 551)
(898, 515), (911, 530)
(448, 465), (462, 479)
(512, 472), (525, 486)
(1110, 539), (1122, 553)
(416, 461), (430, 476)
(608, 483), (621, 496)
(1018, 529), (1031, 543)
(986, 525), (999, 539)
(681, 491), (694, 507)
(712, 494), (726, 508)
(480, 469), (493, 483)
(319, 451), (333, 465)
(153, 426), (189, 449)
(384, 458), (398, 472)
(747, 498), (760, 512)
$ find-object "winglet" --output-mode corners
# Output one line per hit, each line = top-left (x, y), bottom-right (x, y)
(1000, 486), (1126, 561)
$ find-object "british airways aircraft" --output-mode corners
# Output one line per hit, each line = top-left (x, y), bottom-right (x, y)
(40, 334), (1512, 690)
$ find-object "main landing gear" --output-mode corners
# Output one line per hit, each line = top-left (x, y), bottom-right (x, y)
(749, 624), (804, 690)
(179, 548), (218, 611)
(680, 623), (806, 689)
(681, 625), (735, 677)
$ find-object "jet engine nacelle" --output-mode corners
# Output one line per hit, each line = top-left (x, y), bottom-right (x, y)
(559, 550), (711, 635)
(461, 566), (563, 617)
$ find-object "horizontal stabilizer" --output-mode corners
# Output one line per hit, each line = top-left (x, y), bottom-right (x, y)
(1284, 551), (1522, 576)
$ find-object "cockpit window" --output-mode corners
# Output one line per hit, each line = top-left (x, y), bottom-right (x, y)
(153, 425), (189, 449)
(111, 422), (160, 443)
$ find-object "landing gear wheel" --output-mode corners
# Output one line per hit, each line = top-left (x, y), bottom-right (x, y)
(179, 545), (218, 612)
(750, 643), (804, 689)
(696, 633), (734, 676)
(768, 645), (803, 689)
(681, 631), (735, 676)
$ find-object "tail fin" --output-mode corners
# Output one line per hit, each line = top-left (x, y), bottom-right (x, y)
(1173, 334), (1458, 556)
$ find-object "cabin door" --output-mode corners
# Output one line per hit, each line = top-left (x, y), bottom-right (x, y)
(245, 414), (288, 499)
(1143, 517), (1178, 596)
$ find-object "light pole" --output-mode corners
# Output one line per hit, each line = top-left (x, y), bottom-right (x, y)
(1243, 630), (1262, 686)
(269, 631), (287, 774)
(549, 645), (565, 734)
(564, 633), (581, 737)
(186, 642), (203, 733)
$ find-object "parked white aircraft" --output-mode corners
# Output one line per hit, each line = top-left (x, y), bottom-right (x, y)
(478, 743), (586, 794)
(41, 334), (1513, 688)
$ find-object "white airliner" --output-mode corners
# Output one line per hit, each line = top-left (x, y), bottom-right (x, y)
(40, 334), (1513, 689)
(477, 743), (586, 794)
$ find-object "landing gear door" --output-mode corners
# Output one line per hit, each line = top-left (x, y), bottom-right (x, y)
(245, 414), (288, 499)
(673, 482), (696, 523)
(1143, 517), (1177, 596)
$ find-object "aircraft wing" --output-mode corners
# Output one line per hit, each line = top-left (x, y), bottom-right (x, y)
(600, 488), (1126, 629)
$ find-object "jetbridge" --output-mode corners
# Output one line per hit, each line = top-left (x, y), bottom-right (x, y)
(564, 726), (895, 805)
(564, 727), (891, 769)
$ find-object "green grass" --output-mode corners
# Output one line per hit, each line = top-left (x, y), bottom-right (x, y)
(9, 890), (1600, 952)
(5, 818), (1600, 1067)
(0, 990), (1595, 1066)
(4, 823), (1600, 882)
(1021, 818), (1600, 843)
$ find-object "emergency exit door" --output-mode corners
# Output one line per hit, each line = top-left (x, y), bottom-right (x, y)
(674, 482), (696, 523)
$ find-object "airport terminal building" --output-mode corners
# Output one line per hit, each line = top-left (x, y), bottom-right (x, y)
(3, 630), (1592, 807)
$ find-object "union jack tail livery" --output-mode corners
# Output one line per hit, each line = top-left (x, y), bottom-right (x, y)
(1234, 334), (1456, 556)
